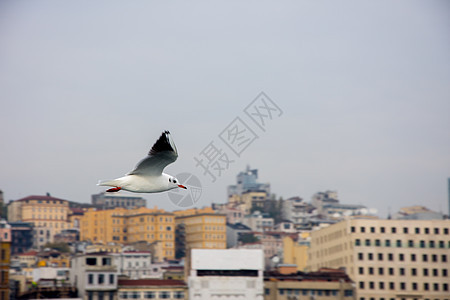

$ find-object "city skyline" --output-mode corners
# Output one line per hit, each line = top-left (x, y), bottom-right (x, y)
(1, 1), (449, 218)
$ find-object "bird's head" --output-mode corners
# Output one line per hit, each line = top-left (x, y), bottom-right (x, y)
(169, 176), (187, 190)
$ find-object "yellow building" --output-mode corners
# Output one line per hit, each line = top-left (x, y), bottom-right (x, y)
(118, 279), (187, 300)
(174, 207), (226, 252)
(80, 207), (175, 260)
(282, 233), (309, 271)
(7, 195), (70, 248)
(0, 220), (11, 300)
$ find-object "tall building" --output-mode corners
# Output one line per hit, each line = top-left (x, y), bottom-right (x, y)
(448, 178), (450, 216)
(9, 221), (34, 255)
(80, 207), (175, 260)
(0, 220), (11, 300)
(7, 195), (70, 248)
(307, 218), (450, 299)
(227, 165), (270, 198)
(91, 192), (146, 209)
(174, 207), (226, 258)
(188, 249), (264, 299)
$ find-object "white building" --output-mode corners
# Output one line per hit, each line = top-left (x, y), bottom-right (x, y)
(111, 251), (152, 279)
(282, 197), (317, 226)
(188, 249), (264, 299)
(70, 253), (118, 300)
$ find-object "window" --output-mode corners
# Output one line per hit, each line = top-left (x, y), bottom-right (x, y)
(411, 254), (416, 261)
(370, 227), (375, 233)
(400, 282), (406, 290)
(411, 268), (417, 276)
(369, 282), (374, 289)
(399, 268), (405, 276)
(424, 228), (429, 234)
(388, 253), (394, 261)
(396, 240), (402, 247)
(173, 291), (185, 299)
(415, 227), (420, 234)
(403, 227), (408, 234)
(389, 282), (395, 290)
(359, 282), (365, 289)
(98, 274), (105, 284)
(408, 240), (413, 247)
(380, 227), (385, 233)
(358, 253), (363, 260)
(420, 240), (425, 248)
(109, 274), (114, 284)
(365, 239), (371, 246)
(88, 274), (94, 284)
(442, 255), (447, 263)
(131, 292), (140, 299)
(439, 240), (445, 248)
(444, 283), (448, 292)
(379, 282), (384, 289)
(369, 267), (374, 275)
(399, 253), (404, 261)
(385, 239), (391, 247)
(351, 226), (356, 233)
(86, 258), (97, 265)
(391, 227), (396, 233)
(434, 228), (439, 234)
(423, 268), (429, 276)
(443, 269), (448, 277)
(424, 283), (429, 290)
(444, 228), (449, 234)
(423, 254), (428, 262)
(429, 241), (435, 248)
(87, 291), (94, 300)
(359, 267), (364, 275)
(360, 227), (365, 233)
(388, 268), (394, 275)
(378, 253), (383, 261)
(355, 239), (361, 246)
(378, 267), (384, 275)
(433, 283), (439, 291)
(412, 282), (417, 290)
(432, 254), (438, 262)
(368, 253), (373, 260)
(144, 292), (155, 299)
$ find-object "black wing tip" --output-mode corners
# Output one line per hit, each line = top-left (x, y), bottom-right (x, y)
(149, 130), (176, 156)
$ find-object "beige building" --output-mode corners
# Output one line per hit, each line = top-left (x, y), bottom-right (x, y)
(7, 195), (70, 248)
(307, 218), (450, 300)
(264, 267), (355, 300)
(118, 279), (187, 299)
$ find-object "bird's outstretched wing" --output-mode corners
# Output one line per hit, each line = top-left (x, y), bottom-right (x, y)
(127, 131), (178, 176)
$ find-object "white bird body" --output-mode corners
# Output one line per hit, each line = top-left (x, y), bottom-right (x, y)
(97, 131), (186, 193)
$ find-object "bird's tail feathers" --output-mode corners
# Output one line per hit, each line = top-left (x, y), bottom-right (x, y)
(97, 179), (117, 187)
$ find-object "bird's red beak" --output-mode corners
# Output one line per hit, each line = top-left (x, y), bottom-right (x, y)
(178, 184), (187, 189)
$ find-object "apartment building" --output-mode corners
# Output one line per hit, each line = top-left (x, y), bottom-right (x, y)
(174, 207), (226, 252)
(70, 253), (117, 300)
(80, 207), (175, 260)
(188, 248), (264, 299)
(7, 195), (70, 248)
(91, 192), (146, 209)
(307, 218), (450, 300)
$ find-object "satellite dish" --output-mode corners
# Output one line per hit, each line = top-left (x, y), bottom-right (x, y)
(272, 256), (280, 264)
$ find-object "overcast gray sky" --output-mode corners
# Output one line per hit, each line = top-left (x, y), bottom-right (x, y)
(1, 0), (449, 217)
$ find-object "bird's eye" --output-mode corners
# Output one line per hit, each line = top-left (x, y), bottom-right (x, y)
(169, 178), (172, 183)
(174, 179), (177, 183)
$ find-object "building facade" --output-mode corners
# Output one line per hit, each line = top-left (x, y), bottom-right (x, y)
(0, 220), (11, 300)
(188, 248), (264, 299)
(91, 192), (146, 209)
(174, 208), (226, 253)
(80, 207), (175, 260)
(7, 195), (70, 248)
(307, 218), (450, 300)
(118, 279), (187, 300)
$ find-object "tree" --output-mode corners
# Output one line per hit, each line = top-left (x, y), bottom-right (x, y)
(238, 233), (259, 244)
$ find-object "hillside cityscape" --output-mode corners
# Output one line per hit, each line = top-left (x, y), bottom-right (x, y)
(0, 166), (449, 300)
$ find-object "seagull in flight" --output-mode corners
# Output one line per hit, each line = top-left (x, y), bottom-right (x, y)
(98, 131), (187, 193)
